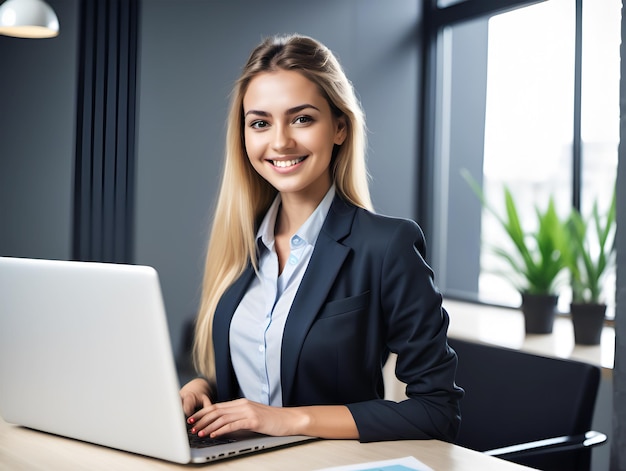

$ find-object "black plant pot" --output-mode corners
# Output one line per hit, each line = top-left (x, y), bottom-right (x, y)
(521, 293), (558, 334)
(570, 303), (607, 345)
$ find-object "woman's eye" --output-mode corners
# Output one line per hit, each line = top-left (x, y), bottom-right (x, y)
(293, 115), (313, 125)
(250, 120), (269, 129)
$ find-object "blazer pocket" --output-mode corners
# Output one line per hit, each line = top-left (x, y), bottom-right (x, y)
(317, 291), (370, 319)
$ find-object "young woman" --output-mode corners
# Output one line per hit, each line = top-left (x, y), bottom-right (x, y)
(180, 34), (463, 443)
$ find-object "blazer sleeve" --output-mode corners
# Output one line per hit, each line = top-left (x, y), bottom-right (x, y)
(345, 219), (463, 442)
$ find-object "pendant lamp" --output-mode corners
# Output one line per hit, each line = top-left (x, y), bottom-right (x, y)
(0, 0), (59, 38)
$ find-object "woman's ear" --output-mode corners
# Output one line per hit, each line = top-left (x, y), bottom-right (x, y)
(334, 116), (348, 145)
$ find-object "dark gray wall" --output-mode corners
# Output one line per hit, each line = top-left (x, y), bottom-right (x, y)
(134, 0), (422, 355)
(612, 2), (626, 468)
(0, 0), (78, 260)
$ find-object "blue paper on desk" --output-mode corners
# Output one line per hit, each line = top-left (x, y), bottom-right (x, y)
(316, 456), (433, 471)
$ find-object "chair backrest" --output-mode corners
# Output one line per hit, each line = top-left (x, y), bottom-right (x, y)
(449, 338), (600, 460)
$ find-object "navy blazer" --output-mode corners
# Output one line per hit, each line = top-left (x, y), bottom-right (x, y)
(212, 195), (463, 442)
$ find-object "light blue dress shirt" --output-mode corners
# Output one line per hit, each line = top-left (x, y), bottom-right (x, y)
(229, 186), (336, 406)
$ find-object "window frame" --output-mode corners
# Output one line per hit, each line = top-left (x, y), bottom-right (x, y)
(417, 0), (602, 308)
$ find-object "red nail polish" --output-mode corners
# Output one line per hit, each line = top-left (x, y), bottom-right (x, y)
(191, 428), (196, 434)
(198, 431), (204, 437)
(188, 417), (195, 424)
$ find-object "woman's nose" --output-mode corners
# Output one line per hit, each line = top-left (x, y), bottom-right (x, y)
(271, 124), (294, 152)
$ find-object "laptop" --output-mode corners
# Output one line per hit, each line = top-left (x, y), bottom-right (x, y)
(0, 256), (314, 464)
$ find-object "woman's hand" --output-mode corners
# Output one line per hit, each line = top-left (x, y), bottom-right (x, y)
(187, 398), (303, 438)
(179, 377), (213, 417)
(187, 399), (358, 440)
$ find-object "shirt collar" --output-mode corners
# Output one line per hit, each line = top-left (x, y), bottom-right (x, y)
(257, 195), (281, 251)
(256, 185), (336, 250)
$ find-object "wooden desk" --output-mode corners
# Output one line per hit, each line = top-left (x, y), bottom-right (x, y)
(0, 417), (532, 470)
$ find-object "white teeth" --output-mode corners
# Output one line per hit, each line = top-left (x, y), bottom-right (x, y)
(272, 157), (304, 168)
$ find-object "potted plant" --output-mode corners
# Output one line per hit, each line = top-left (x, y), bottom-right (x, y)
(462, 170), (569, 334)
(564, 187), (616, 345)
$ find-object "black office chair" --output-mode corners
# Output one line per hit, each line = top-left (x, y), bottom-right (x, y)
(449, 337), (607, 471)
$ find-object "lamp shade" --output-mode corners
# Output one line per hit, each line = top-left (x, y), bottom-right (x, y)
(0, 0), (59, 38)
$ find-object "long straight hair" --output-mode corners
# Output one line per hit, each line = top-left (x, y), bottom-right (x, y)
(193, 34), (373, 381)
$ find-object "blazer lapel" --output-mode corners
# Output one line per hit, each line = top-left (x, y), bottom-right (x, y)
(213, 265), (255, 400)
(280, 196), (356, 404)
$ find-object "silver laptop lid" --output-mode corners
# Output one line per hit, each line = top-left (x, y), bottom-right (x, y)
(0, 257), (192, 463)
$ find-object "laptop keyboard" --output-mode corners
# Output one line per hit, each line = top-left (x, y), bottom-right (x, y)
(187, 424), (237, 449)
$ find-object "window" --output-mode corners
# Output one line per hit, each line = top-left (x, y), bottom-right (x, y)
(422, 0), (620, 318)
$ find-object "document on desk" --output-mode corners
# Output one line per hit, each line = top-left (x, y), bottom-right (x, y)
(315, 456), (433, 471)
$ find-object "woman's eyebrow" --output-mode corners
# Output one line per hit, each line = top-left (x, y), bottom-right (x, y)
(244, 109), (270, 118)
(285, 104), (320, 115)
(244, 104), (320, 118)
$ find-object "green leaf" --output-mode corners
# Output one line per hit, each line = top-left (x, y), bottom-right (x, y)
(461, 169), (568, 296)
(562, 184), (616, 303)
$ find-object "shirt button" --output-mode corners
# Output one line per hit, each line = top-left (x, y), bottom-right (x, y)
(258, 345), (265, 352)
(288, 254), (298, 265)
(292, 236), (304, 247)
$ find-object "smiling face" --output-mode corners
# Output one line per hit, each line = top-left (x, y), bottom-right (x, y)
(242, 70), (346, 203)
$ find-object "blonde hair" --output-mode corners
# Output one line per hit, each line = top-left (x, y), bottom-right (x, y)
(193, 34), (373, 381)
